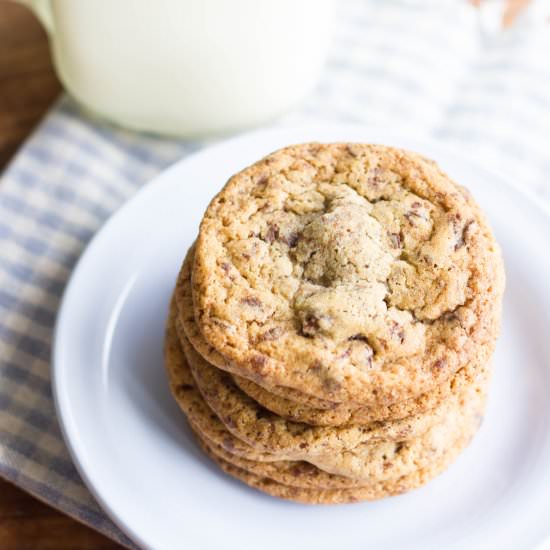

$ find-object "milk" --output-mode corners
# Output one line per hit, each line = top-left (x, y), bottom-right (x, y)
(22, 0), (334, 136)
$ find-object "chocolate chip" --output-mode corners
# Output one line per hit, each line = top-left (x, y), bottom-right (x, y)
(434, 191), (446, 203)
(282, 231), (300, 248)
(432, 358), (447, 370)
(389, 232), (402, 249)
(264, 224), (279, 244)
(411, 201), (422, 208)
(359, 354), (373, 370)
(309, 361), (323, 374)
(368, 167), (383, 187)
(404, 210), (422, 225)
(177, 383), (194, 392)
(302, 314), (321, 336)
(349, 333), (369, 343)
(221, 262), (231, 274)
(241, 295), (262, 307)
(299, 442), (309, 449)
(291, 462), (315, 476)
(223, 415), (237, 429)
(339, 348), (351, 359)
(390, 321), (405, 344)
(441, 311), (459, 322)
(250, 355), (267, 369)
(258, 327), (283, 342)
(212, 318), (231, 330)
(454, 219), (475, 250)
(323, 377), (342, 393)
(256, 174), (269, 186)
(222, 436), (235, 451)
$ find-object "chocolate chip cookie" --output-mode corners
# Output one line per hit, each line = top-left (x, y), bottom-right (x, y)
(190, 143), (505, 404)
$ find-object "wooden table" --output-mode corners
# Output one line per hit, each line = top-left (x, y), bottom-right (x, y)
(0, 3), (123, 549)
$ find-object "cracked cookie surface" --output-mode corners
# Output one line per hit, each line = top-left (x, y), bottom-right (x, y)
(178, 246), (492, 426)
(190, 143), (504, 404)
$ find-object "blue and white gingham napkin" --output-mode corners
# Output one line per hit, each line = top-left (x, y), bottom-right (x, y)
(1, 1), (549, 546)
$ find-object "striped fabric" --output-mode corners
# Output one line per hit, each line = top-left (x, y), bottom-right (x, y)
(1, 0), (549, 546)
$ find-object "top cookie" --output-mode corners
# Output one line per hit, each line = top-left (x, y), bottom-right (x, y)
(191, 143), (504, 404)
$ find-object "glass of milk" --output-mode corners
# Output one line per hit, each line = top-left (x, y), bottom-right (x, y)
(18, 0), (334, 136)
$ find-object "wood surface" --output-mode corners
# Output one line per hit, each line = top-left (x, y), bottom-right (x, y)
(0, 1), (60, 167)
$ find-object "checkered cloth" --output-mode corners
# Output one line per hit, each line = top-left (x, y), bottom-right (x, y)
(1, 1), (549, 546)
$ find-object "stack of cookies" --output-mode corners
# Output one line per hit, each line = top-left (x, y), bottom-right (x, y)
(165, 143), (505, 504)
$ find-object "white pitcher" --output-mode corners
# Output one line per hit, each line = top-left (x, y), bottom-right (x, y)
(18, 0), (334, 136)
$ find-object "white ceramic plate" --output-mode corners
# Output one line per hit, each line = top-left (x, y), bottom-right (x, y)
(53, 127), (550, 550)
